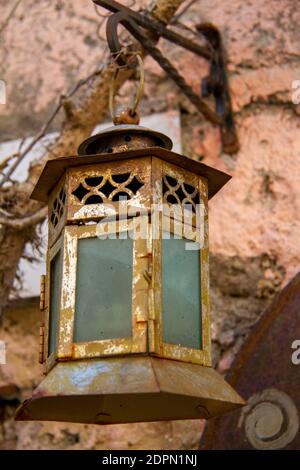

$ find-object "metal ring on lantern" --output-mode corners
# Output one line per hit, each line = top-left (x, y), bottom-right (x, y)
(109, 53), (145, 125)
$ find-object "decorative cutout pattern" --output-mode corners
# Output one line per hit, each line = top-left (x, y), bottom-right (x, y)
(72, 172), (144, 204)
(50, 187), (66, 227)
(162, 175), (200, 213)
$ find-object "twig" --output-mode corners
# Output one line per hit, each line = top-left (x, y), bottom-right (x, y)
(17, 136), (26, 153)
(0, 206), (47, 230)
(170, 0), (197, 24)
(0, 64), (107, 187)
(0, 208), (14, 218)
(0, 0), (22, 35)
(0, 152), (18, 172)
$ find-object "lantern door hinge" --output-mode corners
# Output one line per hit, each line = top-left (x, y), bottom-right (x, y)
(39, 274), (46, 364)
(144, 246), (156, 352)
(146, 232), (156, 352)
(40, 274), (46, 311)
(39, 326), (45, 365)
(136, 234), (155, 352)
(147, 287), (156, 353)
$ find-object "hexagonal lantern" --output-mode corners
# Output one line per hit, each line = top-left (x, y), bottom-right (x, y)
(16, 124), (244, 424)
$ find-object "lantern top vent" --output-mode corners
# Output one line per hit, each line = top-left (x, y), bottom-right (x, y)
(31, 124), (231, 203)
(77, 124), (173, 156)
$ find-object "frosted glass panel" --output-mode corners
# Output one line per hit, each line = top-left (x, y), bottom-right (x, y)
(48, 250), (62, 355)
(162, 234), (202, 349)
(74, 235), (133, 342)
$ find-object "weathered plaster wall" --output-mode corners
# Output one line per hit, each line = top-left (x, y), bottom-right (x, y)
(0, 300), (204, 450)
(0, 0), (299, 450)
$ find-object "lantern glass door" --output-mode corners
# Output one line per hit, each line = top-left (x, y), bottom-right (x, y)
(151, 189), (211, 366)
(162, 233), (202, 350)
(73, 235), (133, 343)
(45, 216), (149, 365)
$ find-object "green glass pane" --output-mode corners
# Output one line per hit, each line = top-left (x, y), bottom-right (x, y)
(162, 234), (202, 349)
(48, 250), (62, 356)
(74, 235), (133, 343)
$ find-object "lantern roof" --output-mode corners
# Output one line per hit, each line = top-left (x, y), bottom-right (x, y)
(78, 124), (173, 154)
(31, 124), (231, 202)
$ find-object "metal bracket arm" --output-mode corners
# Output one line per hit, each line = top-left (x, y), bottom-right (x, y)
(93, 0), (239, 153)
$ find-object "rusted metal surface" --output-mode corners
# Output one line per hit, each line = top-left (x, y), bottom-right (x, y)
(31, 126), (231, 203)
(43, 147), (213, 367)
(77, 124), (172, 155)
(109, 56), (144, 125)
(93, 0), (239, 153)
(197, 24), (239, 154)
(35, 125), (231, 370)
(94, 0), (212, 61)
(67, 157), (151, 224)
(15, 356), (244, 424)
(105, 9), (221, 126)
(200, 271), (300, 450)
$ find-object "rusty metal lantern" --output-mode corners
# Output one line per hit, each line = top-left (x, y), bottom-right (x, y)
(15, 123), (244, 424)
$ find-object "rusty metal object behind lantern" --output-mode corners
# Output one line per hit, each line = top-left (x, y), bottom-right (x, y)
(15, 123), (244, 425)
(200, 271), (300, 450)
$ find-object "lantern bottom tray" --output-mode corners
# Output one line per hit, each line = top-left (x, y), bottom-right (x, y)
(15, 356), (244, 424)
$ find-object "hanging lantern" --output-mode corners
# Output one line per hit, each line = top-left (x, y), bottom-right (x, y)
(15, 121), (244, 425)
(15, 44), (244, 424)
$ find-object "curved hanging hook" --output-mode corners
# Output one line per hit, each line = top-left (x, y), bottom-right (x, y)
(106, 10), (133, 66)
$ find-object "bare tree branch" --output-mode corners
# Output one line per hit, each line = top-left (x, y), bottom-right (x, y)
(0, 0), (22, 35)
(0, 0), (186, 319)
(0, 64), (107, 186)
(150, 0), (185, 24)
(0, 207), (47, 230)
(170, 0), (198, 24)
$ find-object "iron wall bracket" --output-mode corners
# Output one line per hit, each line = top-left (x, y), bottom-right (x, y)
(93, 0), (239, 154)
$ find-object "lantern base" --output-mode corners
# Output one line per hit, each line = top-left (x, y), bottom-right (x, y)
(15, 356), (244, 424)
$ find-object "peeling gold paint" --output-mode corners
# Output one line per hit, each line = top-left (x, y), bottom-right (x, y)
(131, 224), (148, 353)
(73, 338), (131, 359)
(149, 161), (211, 366)
(67, 158), (152, 223)
(43, 154), (212, 372)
